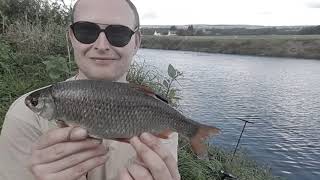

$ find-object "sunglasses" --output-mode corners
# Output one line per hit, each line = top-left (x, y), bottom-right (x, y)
(70, 21), (139, 47)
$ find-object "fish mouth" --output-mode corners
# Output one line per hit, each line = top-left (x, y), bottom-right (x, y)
(25, 91), (40, 108)
(25, 94), (42, 114)
(25, 95), (33, 108)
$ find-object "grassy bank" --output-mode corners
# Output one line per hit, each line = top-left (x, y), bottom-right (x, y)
(141, 35), (320, 59)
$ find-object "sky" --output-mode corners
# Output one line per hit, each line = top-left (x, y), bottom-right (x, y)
(65, 0), (320, 26)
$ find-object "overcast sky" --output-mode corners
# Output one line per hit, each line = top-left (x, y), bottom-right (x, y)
(66, 0), (320, 26)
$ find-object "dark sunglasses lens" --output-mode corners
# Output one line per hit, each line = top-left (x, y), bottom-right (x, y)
(72, 22), (100, 44)
(106, 25), (134, 47)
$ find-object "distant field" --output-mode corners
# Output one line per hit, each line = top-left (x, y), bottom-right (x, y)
(141, 35), (320, 59)
(153, 35), (320, 40)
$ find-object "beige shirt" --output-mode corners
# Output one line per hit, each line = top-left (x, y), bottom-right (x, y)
(0, 79), (178, 180)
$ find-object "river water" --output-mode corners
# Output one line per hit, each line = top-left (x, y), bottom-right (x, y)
(135, 48), (320, 180)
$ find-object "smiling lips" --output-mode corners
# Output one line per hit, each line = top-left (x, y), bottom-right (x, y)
(90, 57), (119, 65)
(90, 57), (118, 60)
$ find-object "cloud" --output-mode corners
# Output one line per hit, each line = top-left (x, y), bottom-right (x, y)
(141, 11), (158, 20)
(306, 1), (320, 8)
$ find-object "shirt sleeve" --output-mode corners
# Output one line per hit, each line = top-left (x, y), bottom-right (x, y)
(0, 95), (44, 180)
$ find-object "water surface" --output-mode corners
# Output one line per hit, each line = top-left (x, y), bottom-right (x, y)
(136, 49), (320, 180)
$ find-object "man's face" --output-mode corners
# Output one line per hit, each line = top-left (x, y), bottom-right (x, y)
(70, 0), (140, 81)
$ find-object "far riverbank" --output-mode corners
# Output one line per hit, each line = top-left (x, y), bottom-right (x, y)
(141, 35), (320, 59)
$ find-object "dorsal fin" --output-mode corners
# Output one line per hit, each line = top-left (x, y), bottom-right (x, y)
(154, 93), (169, 104)
(130, 84), (169, 104)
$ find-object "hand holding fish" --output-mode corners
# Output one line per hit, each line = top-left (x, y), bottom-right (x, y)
(28, 127), (108, 180)
(119, 133), (180, 180)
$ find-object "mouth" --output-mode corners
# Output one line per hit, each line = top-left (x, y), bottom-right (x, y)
(25, 98), (32, 108)
(90, 57), (119, 61)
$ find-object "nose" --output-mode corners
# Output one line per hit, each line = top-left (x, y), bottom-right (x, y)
(93, 32), (111, 51)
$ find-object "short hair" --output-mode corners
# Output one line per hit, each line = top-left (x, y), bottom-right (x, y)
(71, 0), (140, 29)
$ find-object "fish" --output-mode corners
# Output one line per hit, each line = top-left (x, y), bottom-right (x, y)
(25, 79), (220, 158)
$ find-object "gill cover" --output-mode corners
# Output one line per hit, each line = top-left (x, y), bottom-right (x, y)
(25, 86), (56, 120)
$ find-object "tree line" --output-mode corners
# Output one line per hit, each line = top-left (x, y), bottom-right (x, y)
(141, 25), (320, 36)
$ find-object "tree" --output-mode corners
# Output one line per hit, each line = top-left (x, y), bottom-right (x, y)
(170, 25), (177, 31)
(299, 25), (320, 35)
(187, 25), (194, 36)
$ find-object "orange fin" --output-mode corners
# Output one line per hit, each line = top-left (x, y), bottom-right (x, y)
(131, 84), (169, 104)
(157, 129), (173, 139)
(190, 125), (221, 160)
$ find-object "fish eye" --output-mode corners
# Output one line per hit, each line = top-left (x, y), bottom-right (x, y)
(31, 98), (38, 106)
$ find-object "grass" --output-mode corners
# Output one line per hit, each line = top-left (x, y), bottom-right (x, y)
(178, 141), (283, 180)
(141, 35), (320, 59)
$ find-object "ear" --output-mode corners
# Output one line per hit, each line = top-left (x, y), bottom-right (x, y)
(68, 26), (76, 46)
(133, 30), (141, 55)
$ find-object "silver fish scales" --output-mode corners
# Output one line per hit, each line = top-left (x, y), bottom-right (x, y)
(25, 80), (220, 157)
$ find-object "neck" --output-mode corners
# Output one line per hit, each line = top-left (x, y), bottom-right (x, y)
(75, 71), (128, 83)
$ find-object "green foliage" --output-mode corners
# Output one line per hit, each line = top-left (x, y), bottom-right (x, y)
(43, 56), (74, 80)
(170, 25), (177, 31)
(127, 60), (182, 107)
(187, 25), (194, 36)
(178, 139), (284, 180)
(0, 0), (71, 26)
(3, 19), (68, 55)
(0, 39), (11, 72)
(299, 25), (320, 35)
(0, 0), (70, 56)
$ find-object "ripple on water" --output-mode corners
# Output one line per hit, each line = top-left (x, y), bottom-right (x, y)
(281, 171), (292, 175)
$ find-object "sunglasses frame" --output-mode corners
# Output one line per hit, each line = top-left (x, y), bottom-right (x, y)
(70, 21), (140, 47)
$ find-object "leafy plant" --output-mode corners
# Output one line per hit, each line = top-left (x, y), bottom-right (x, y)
(127, 60), (183, 107)
(42, 55), (76, 80)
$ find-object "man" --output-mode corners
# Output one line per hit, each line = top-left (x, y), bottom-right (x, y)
(0, 0), (180, 179)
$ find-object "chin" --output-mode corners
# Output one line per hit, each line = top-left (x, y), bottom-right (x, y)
(77, 59), (129, 81)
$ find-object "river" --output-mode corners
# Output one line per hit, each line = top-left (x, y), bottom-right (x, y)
(135, 48), (320, 180)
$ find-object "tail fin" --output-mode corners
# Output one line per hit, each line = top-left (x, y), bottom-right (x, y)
(190, 125), (220, 160)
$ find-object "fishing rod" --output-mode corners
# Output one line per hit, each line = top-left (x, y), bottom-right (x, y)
(231, 117), (254, 161)
(219, 117), (255, 180)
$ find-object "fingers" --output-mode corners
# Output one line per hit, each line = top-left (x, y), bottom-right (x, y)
(119, 163), (153, 180)
(127, 163), (153, 180)
(50, 154), (108, 180)
(130, 136), (172, 180)
(31, 138), (102, 164)
(119, 169), (134, 180)
(79, 176), (87, 180)
(34, 127), (88, 150)
(36, 144), (107, 173)
(29, 127), (107, 180)
(141, 133), (180, 180)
